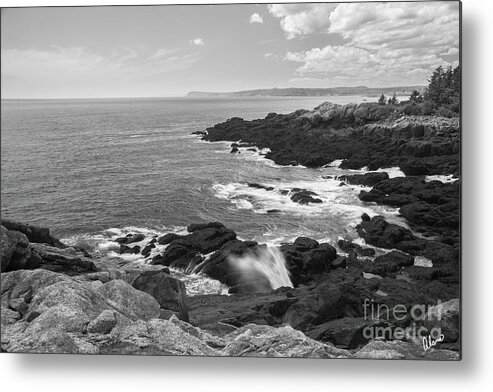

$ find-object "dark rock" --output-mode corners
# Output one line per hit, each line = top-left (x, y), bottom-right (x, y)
(157, 233), (183, 245)
(131, 270), (189, 322)
(151, 243), (196, 267)
(337, 239), (375, 257)
(293, 237), (319, 251)
(187, 222), (226, 232)
(197, 239), (259, 288)
(247, 183), (274, 191)
(331, 256), (347, 270)
(30, 243), (98, 275)
(357, 215), (414, 249)
(141, 243), (156, 257)
(367, 250), (415, 277)
(1, 226), (35, 272)
(307, 317), (372, 349)
(115, 233), (145, 245)
(290, 190), (323, 205)
(1, 220), (66, 248)
(120, 245), (141, 254)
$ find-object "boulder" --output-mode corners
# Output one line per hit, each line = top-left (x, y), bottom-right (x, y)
(222, 324), (350, 358)
(30, 243), (98, 275)
(337, 239), (375, 257)
(157, 233), (183, 245)
(1, 226), (36, 272)
(356, 215), (415, 249)
(131, 270), (189, 322)
(293, 237), (319, 251)
(290, 190), (323, 205)
(303, 246), (337, 275)
(87, 310), (117, 334)
(97, 279), (161, 320)
(367, 250), (415, 277)
(1, 220), (65, 247)
(114, 233), (145, 245)
(307, 317), (371, 349)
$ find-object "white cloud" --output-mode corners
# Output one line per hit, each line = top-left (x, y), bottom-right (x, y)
(189, 38), (204, 46)
(281, 2), (460, 86)
(268, 3), (337, 39)
(249, 13), (263, 24)
(1, 46), (200, 85)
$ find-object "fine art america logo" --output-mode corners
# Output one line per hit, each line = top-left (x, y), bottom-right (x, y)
(363, 298), (445, 351)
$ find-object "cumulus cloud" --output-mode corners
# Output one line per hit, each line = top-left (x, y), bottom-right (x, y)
(268, 3), (337, 39)
(189, 38), (204, 46)
(249, 13), (263, 24)
(281, 2), (460, 86)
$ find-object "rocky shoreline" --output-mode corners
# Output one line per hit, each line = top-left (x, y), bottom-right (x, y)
(1, 102), (460, 359)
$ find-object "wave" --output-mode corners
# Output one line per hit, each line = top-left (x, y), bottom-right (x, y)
(62, 224), (229, 296)
(228, 246), (293, 290)
(212, 178), (381, 219)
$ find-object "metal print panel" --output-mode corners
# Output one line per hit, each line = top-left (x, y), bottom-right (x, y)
(0, 1), (461, 360)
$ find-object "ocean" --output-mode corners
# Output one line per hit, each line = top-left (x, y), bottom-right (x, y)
(1, 96), (408, 290)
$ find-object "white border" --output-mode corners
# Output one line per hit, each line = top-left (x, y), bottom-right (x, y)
(1, 0), (492, 390)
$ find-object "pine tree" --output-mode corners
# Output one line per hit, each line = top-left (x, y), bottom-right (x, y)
(409, 90), (423, 104)
(378, 93), (386, 105)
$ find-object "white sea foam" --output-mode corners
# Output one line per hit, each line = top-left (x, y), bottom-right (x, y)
(229, 246), (293, 290)
(212, 178), (379, 221)
(374, 167), (406, 178)
(414, 256), (433, 267)
(425, 174), (458, 183)
(326, 159), (344, 168)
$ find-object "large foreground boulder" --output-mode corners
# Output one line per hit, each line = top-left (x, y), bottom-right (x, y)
(1, 226), (38, 272)
(130, 269), (189, 322)
(1, 220), (66, 248)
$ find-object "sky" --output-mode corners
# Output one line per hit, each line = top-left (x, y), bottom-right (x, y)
(1, 1), (460, 99)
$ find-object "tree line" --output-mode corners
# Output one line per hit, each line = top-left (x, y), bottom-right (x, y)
(377, 65), (460, 117)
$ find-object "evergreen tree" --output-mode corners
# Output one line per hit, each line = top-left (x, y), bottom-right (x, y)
(409, 90), (423, 104)
(388, 93), (398, 105)
(378, 93), (386, 105)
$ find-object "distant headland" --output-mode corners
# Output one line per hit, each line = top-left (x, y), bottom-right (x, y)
(186, 86), (426, 98)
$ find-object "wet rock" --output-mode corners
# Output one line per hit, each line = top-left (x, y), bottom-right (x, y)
(247, 182), (274, 191)
(357, 215), (414, 249)
(303, 246), (337, 275)
(119, 244), (141, 254)
(367, 250), (415, 277)
(293, 237), (319, 251)
(115, 233), (146, 245)
(141, 242), (155, 257)
(337, 239), (375, 257)
(331, 256), (347, 270)
(157, 233), (183, 245)
(187, 222), (226, 232)
(290, 190), (323, 205)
